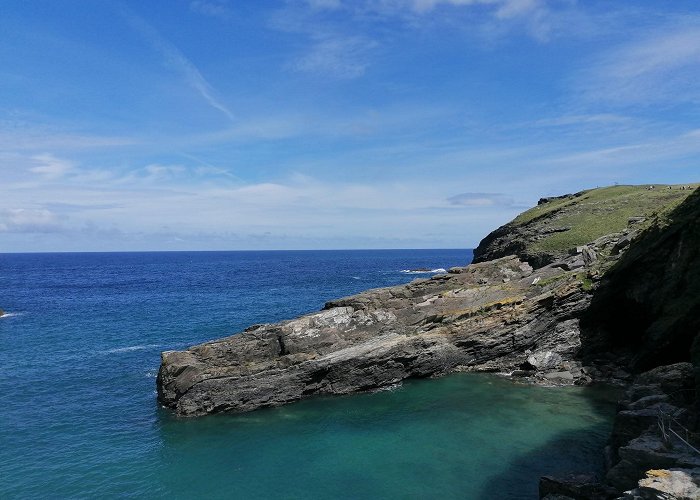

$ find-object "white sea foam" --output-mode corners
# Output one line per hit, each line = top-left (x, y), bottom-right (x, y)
(351, 276), (361, 280)
(0, 311), (22, 319)
(102, 344), (161, 354)
(400, 268), (447, 274)
(371, 383), (402, 393)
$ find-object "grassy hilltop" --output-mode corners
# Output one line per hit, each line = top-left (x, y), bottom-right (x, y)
(474, 183), (699, 267)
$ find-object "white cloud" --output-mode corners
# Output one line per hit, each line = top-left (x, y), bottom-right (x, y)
(30, 153), (75, 179)
(577, 23), (700, 106)
(0, 208), (62, 233)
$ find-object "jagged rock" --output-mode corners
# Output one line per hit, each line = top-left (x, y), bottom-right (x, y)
(526, 351), (564, 370)
(625, 468), (700, 499)
(539, 473), (618, 499)
(607, 431), (700, 492)
(611, 233), (636, 255)
(157, 256), (593, 416)
(635, 363), (695, 401)
(565, 258), (586, 270)
(582, 247), (597, 265)
(542, 226), (572, 235)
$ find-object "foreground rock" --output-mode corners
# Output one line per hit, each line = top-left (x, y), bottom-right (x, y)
(539, 363), (700, 499)
(158, 255), (599, 416)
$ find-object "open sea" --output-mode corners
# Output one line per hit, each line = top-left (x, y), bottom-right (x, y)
(0, 249), (618, 499)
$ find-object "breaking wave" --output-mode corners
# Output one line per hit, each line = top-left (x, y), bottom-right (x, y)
(101, 344), (161, 354)
(400, 268), (447, 274)
(0, 311), (21, 319)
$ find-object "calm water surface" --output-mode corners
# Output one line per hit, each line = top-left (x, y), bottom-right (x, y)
(0, 250), (617, 499)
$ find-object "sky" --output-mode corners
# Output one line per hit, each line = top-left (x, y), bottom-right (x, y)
(1, 0), (700, 252)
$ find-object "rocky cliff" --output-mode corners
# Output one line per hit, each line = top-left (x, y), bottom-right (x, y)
(158, 183), (700, 496)
(158, 255), (598, 416)
(473, 185), (696, 268)
(158, 184), (697, 417)
(539, 187), (700, 499)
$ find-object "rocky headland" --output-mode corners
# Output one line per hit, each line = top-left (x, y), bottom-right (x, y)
(158, 184), (700, 498)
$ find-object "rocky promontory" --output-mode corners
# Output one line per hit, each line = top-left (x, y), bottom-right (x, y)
(159, 254), (596, 416)
(158, 184), (697, 417)
(158, 183), (700, 497)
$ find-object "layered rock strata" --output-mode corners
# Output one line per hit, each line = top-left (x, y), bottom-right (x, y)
(158, 255), (600, 416)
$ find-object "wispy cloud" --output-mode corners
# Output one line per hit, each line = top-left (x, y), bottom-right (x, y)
(532, 114), (632, 128)
(306, 0), (343, 10)
(189, 0), (234, 20)
(122, 6), (235, 122)
(576, 22), (700, 106)
(544, 128), (700, 169)
(30, 153), (75, 179)
(289, 36), (378, 78)
(345, 0), (597, 42)
(0, 120), (138, 152)
(447, 192), (516, 208)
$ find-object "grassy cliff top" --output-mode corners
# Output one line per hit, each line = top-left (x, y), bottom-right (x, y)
(474, 183), (699, 266)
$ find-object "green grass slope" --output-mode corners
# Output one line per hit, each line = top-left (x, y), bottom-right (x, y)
(473, 183), (699, 267)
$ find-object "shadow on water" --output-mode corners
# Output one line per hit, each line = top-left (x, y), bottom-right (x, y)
(475, 384), (621, 500)
(153, 374), (620, 500)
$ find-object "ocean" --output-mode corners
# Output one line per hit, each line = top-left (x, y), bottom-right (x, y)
(0, 250), (617, 499)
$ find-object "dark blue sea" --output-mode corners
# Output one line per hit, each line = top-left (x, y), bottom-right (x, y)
(0, 250), (617, 499)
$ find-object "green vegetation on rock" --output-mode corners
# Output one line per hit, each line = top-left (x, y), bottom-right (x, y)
(474, 184), (698, 267)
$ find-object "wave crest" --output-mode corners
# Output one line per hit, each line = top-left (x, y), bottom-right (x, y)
(101, 344), (161, 354)
(400, 268), (447, 274)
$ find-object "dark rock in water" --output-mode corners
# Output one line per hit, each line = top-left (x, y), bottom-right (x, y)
(602, 362), (700, 495)
(158, 256), (594, 416)
(539, 473), (618, 500)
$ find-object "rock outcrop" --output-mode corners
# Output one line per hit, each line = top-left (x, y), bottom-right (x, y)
(158, 255), (600, 416)
(158, 185), (699, 418)
(473, 185), (696, 268)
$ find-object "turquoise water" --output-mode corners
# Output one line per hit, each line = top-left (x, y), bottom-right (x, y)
(0, 250), (617, 499)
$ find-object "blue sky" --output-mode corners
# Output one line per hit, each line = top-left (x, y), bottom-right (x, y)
(1, 0), (699, 252)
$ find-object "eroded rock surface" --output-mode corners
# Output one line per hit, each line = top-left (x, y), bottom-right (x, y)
(158, 256), (595, 416)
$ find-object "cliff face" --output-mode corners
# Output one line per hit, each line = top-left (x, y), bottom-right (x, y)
(157, 184), (700, 418)
(473, 185), (697, 268)
(581, 187), (700, 373)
